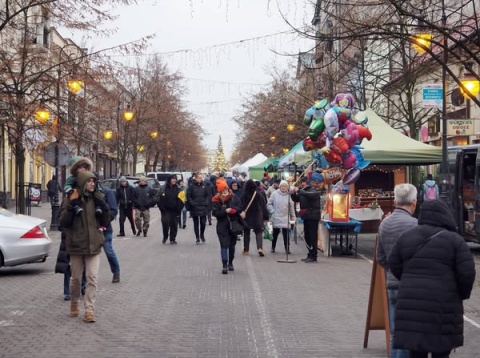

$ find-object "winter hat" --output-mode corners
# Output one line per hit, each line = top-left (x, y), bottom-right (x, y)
(279, 180), (289, 188)
(139, 175), (147, 181)
(216, 178), (228, 192)
(119, 176), (127, 183)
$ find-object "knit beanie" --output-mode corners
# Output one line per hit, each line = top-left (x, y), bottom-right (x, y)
(216, 178), (228, 192)
(119, 176), (127, 183)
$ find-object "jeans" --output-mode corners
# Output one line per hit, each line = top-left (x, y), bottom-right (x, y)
(387, 288), (410, 358)
(103, 232), (120, 274)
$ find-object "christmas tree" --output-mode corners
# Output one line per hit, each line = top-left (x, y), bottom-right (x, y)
(212, 135), (228, 171)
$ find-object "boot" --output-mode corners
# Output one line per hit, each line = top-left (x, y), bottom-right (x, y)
(222, 260), (228, 274)
(70, 303), (79, 317)
(228, 258), (234, 271)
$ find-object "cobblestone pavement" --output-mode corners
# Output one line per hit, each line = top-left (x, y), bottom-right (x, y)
(0, 205), (479, 358)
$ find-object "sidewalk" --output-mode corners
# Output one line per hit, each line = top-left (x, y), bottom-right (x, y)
(0, 205), (475, 357)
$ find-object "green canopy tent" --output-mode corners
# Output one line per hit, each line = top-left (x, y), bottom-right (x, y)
(248, 157), (278, 180)
(358, 108), (442, 165)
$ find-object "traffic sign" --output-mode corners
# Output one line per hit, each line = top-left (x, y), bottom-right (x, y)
(422, 84), (443, 109)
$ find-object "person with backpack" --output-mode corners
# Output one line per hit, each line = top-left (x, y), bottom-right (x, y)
(423, 174), (439, 201)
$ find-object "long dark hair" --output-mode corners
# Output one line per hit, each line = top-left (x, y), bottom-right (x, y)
(243, 179), (256, 197)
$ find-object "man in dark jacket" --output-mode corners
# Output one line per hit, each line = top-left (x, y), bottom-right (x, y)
(388, 199), (476, 358)
(187, 173), (210, 244)
(59, 171), (111, 323)
(291, 181), (321, 263)
(377, 183), (418, 358)
(102, 186), (121, 283)
(116, 176), (136, 237)
(158, 174), (183, 244)
(132, 176), (156, 237)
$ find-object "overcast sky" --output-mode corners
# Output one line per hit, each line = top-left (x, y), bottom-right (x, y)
(87, 0), (315, 159)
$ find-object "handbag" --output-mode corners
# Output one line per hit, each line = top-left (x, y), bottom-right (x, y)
(228, 216), (244, 236)
(263, 222), (273, 241)
(240, 192), (256, 219)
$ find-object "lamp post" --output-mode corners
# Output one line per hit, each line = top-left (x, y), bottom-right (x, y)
(36, 44), (83, 230)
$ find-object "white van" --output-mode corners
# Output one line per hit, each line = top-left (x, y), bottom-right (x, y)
(146, 172), (183, 186)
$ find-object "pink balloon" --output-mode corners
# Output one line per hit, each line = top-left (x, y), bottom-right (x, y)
(343, 168), (360, 185)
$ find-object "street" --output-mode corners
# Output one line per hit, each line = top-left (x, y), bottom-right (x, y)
(1, 204), (479, 358)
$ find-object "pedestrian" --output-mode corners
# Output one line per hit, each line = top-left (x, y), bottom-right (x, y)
(212, 177), (242, 274)
(422, 173), (439, 201)
(204, 176), (215, 225)
(116, 176), (136, 237)
(186, 172), (210, 244)
(267, 180), (296, 254)
(290, 179), (321, 263)
(54, 230), (86, 301)
(266, 178), (280, 199)
(237, 171), (247, 190)
(388, 199), (476, 358)
(376, 183), (418, 358)
(157, 174), (184, 244)
(132, 176), (156, 237)
(59, 171), (111, 323)
(47, 175), (61, 203)
(102, 185), (121, 283)
(230, 180), (243, 199)
(241, 179), (269, 256)
(178, 179), (187, 229)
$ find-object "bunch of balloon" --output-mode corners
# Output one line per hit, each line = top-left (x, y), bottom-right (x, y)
(301, 93), (373, 189)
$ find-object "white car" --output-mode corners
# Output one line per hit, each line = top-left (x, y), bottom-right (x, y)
(0, 208), (52, 267)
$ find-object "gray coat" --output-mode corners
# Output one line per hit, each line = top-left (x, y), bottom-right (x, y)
(267, 189), (296, 229)
(377, 207), (417, 289)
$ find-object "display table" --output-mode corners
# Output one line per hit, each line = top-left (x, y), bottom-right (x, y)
(322, 219), (362, 257)
(349, 208), (383, 233)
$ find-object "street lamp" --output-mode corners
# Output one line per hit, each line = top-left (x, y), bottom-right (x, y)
(411, 0), (449, 203)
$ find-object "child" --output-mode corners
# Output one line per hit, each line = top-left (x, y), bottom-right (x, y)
(64, 156), (104, 215)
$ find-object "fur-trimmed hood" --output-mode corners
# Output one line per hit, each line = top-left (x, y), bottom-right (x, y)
(69, 157), (93, 176)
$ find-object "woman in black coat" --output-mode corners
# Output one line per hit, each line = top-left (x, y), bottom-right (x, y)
(241, 179), (269, 256)
(212, 178), (242, 274)
(388, 199), (476, 358)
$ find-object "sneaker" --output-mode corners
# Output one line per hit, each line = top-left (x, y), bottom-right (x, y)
(208, 220), (212, 226)
(162, 238), (167, 244)
(228, 263), (234, 271)
(84, 311), (96, 323)
(242, 250), (249, 256)
(270, 248), (275, 253)
(258, 248), (265, 257)
(182, 225), (186, 229)
(304, 258), (317, 263)
(70, 303), (79, 317)
(117, 233), (125, 237)
(170, 241), (177, 245)
(112, 273), (120, 283)
(196, 239), (200, 245)
(301, 257), (310, 262)
(64, 295), (70, 301)
(201, 236), (206, 243)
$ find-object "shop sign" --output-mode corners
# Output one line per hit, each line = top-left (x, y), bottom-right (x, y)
(422, 84), (443, 108)
(447, 119), (474, 135)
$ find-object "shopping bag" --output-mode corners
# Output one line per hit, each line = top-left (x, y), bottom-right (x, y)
(263, 222), (273, 241)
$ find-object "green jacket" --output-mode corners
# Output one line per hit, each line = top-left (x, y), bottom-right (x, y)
(59, 171), (111, 255)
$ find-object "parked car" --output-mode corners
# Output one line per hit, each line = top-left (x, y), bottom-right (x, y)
(146, 172), (183, 185)
(0, 208), (52, 268)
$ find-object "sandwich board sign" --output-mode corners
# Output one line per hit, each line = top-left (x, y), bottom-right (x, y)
(422, 84), (443, 109)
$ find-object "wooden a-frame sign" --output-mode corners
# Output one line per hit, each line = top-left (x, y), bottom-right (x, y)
(363, 235), (391, 356)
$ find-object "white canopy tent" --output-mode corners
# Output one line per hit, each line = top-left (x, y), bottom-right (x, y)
(236, 153), (268, 176)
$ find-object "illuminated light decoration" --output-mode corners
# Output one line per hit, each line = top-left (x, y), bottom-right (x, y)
(35, 105), (50, 123)
(137, 145), (145, 152)
(460, 77), (480, 98)
(326, 190), (350, 222)
(67, 80), (83, 94)
(103, 130), (113, 140)
(411, 33), (433, 53)
(150, 131), (159, 139)
(287, 124), (295, 132)
(123, 105), (134, 121)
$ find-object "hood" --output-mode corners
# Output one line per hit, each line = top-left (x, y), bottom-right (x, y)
(166, 174), (177, 185)
(77, 170), (96, 194)
(424, 179), (436, 187)
(418, 199), (457, 231)
(70, 157), (93, 175)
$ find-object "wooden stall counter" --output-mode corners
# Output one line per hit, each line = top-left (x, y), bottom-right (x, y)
(349, 207), (384, 233)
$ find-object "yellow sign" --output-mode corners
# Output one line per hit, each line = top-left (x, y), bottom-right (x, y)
(447, 119), (474, 136)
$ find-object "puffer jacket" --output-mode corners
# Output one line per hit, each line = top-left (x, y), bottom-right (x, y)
(187, 181), (210, 217)
(267, 189), (296, 229)
(388, 199), (476, 353)
(212, 191), (242, 248)
(290, 185), (321, 221)
(59, 171), (111, 255)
